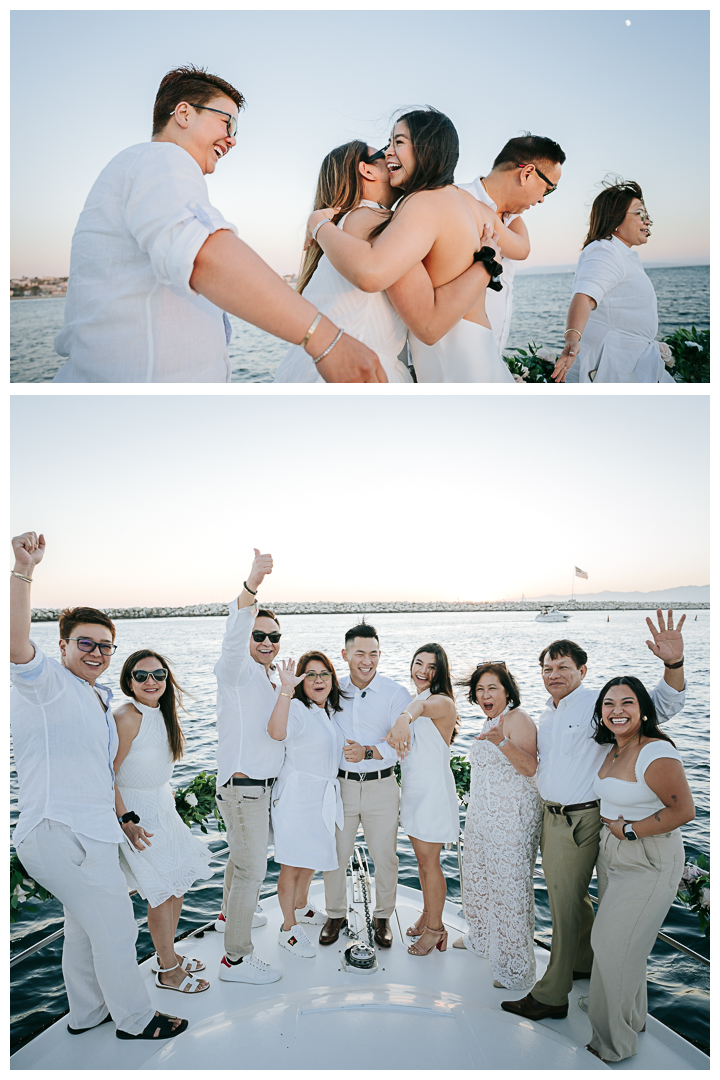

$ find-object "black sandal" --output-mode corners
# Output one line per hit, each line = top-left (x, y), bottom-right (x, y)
(116, 1011), (188, 1040)
(67, 1013), (113, 1035)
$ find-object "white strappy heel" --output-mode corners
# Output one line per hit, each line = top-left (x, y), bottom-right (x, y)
(155, 961), (210, 993)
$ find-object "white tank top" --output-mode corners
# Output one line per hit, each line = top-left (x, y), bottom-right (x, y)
(593, 740), (683, 820)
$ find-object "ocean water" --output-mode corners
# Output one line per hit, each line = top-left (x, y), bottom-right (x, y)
(10, 610), (709, 1052)
(10, 265), (709, 382)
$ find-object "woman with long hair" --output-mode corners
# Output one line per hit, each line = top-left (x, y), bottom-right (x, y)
(306, 108), (531, 382)
(454, 662), (541, 991)
(267, 652), (348, 958)
(274, 136), (495, 383)
(553, 178), (675, 383)
(114, 650), (213, 994)
(585, 676), (694, 1062)
(385, 643), (459, 955)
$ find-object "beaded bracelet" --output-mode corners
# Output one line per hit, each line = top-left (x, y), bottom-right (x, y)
(312, 328), (344, 364)
(312, 217), (334, 242)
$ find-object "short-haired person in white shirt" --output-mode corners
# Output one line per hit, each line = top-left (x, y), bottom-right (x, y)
(458, 134), (566, 355)
(10, 532), (187, 1042)
(501, 610), (686, 1022)
(320, 623), (412, 949)
(52, 65), (385, 384)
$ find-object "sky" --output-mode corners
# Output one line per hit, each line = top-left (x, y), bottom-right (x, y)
(10, 394), (709, 608)
(10, 9), (710, 278)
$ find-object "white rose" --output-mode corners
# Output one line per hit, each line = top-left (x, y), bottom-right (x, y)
(535, 348), (558, 362)
(522, 365), (530, 377)
(13, 884), (29, 901)
(512, 374), (525, 383)
(185, 792), (198, 807)
(701, 887), (710, 909)
(658, 341), (674, 367)
(686, 341), (702, 350)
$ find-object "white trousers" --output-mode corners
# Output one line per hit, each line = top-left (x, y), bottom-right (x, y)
(15, 819), (155, 1035)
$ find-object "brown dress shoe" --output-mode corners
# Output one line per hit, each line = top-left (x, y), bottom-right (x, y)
(372, 917), (393, 948)
(319, 917), (347, 945)
(500, 993), (568, 1020)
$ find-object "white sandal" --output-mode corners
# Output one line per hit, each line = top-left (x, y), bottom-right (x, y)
(151, 953), (206, 974)
(155, 961), (209, 994)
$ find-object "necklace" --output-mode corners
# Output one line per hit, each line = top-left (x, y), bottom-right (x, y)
(612, 732), (640, 760)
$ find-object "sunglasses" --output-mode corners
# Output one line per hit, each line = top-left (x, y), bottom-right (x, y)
(364, 141), (390, 165)
(66, 637), (117, 656)
(252, 630), (282, 643)
(131, 668), (168, 683)
(476, 660), (507, 669)
(516, 163), (557, 196)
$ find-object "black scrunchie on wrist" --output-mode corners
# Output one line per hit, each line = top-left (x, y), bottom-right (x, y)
(473, 246), (504, 291)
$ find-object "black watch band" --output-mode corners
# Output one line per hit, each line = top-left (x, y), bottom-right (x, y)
(119, 811), (140, 825)
(664, 657), (684, 669)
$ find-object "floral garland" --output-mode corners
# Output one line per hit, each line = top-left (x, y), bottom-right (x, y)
(676, 855), (710, 937)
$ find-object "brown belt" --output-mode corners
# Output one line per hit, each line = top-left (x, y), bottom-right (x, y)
(546, 800), (599, 826)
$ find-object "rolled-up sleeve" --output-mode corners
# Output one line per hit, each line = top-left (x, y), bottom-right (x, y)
(123, 144), (238, 297)
(572, 240), (626, 307)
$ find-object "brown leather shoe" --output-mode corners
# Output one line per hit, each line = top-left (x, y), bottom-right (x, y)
(372, 917), (393, 948)
(319, 917), (347, 945)
(500, 993), (568, 1020)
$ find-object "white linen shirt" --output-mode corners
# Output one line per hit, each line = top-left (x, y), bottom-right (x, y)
(214, 599), (285, 787)
(536, 678), (685, 806)
(10, 644), (123, 847)
(335, 673), (412, 773)
(567, 236), (673, 384)
(457, 177), (519, 354)
(53, 142), (238, 383)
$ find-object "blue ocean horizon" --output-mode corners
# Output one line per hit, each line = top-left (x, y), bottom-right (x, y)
(10, 265), (710, 383)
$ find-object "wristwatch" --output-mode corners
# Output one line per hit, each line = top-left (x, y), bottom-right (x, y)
(622, 822), (639, 841)
(364, 747), (374, 760)
(119, 811), (140, 825)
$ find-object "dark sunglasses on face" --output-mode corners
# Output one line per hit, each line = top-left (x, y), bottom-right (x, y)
(364, 141), (390, 165)
(476, 660), (507, 669)
(252, 630), (282, 643)
(66, 637), (117, 655)
(131, 668), (168, 683)
(516, 163), (557, 195)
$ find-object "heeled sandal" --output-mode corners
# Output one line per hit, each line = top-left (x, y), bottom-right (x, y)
(155, 961), (210, 993)
(408, 925), (448, 955)
(151, 953), (206, 974)
(406, 910), (428, 938)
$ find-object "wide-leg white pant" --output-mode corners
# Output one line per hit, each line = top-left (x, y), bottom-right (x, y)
(15, 819), (155, 1035)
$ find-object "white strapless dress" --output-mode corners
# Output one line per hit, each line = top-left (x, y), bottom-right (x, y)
(409, 319), (514, 383)
(273, 201), (412, 384)
(399, 693), (459, 843)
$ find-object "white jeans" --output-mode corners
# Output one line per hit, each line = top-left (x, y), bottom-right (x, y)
(15, 819), (155, 1035)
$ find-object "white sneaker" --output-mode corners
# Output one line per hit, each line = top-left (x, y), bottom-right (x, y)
(215, 906), (267, 932)
(295, 903), (327, 926)
(278, 924), (315, 958)
(218, 953), (281, 983)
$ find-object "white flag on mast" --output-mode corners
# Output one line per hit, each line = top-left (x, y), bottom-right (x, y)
(575, 566), (589, 579)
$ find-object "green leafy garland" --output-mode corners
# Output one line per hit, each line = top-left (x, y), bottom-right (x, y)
(676, 854), (710, 937)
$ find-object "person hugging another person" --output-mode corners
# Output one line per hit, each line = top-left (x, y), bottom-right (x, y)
(267, 654), (347, 958)
(113, 650), (213, 995)
(455, 661), (541, 990)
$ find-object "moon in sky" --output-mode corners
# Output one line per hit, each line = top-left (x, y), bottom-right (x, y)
(626, 19), (631, 26)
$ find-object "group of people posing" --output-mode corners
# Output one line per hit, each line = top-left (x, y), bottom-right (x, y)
(52, 65), (673, 384)
(11, 536), (694, 1063)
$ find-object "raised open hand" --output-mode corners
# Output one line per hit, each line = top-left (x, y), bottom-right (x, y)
(12, 532), (46, 572)
(645, 608), (685, 664)
(275, 658), (305, 690)
(476, 717), (505, 745)
(247, 548), (273, 593)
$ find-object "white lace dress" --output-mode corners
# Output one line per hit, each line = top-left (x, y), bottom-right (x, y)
(462, 714), (542, 989)
(115, 700), (213, 907)
(273, 201), (412, 384)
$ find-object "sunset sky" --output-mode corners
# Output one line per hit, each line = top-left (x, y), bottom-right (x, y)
(10, 394), (709, 607)
(11, 9), (709, 278)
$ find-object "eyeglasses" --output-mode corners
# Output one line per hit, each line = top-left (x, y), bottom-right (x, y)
(130, 665), (168, 682)
(476, 660), (507, 669)
(252, 630), (282, 643)
(183, 103), (237, 138)
(628, 209), (653, 224)
(364, 141), (390, 165)
(303, 671), (333, 681)
(516, 163), (557, 196)
(66, 637), (117, 656)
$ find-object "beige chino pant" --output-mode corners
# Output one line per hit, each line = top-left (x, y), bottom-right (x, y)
(532, 803), (600, 1007)
(323, 774), (400, 919)
(216, 783), (272, 960)
(588, 826), (684, 1062)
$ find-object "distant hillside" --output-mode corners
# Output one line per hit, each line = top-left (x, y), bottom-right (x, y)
(523, 585), (709, 603)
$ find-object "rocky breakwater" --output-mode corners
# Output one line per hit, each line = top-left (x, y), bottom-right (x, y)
(30, 599), (709, 621)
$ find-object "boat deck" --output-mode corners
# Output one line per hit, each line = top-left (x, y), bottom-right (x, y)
(10, 883), (709, 1071)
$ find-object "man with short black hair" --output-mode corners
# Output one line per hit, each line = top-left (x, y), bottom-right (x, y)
(320, 622), (412, 948)
(459, 134), (566, 353)
(501, 612), (686, 1022)
(53, 65), (384, 384)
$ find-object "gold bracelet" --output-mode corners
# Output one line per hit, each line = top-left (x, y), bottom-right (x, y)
(280, 691), (293, 699)
(300, 312), (323, 351)
(400, 710), (414, 722)
(564, 328), (582, 340)
(11, 571), (33, 583)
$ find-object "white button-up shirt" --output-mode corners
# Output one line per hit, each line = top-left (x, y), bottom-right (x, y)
(214, 600), (285, 787)
(334, 673), (412, 773)
(53, 142), (238, 383)
(536, 678), (686, 806)
(457, 177), (519, 354)
(10, 644), (123, 847)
